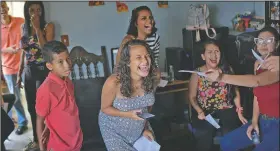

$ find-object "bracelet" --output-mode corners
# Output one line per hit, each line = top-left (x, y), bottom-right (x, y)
(198, 111), (203, 115)
(236, 107), (243, 113)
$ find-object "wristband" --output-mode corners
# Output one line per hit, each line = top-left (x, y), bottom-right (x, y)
(236, 107), (243, 113)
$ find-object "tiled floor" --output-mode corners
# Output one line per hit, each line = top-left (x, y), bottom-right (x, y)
(4, 89), (33, 151)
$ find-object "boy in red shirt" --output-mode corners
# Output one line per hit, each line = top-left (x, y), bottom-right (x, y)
(36, 40), (83, 151)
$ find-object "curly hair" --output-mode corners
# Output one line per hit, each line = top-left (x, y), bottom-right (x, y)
(114, 39), (157, 98)
(126, 6), (157, 38)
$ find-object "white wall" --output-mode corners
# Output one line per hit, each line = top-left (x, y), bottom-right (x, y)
(45, 1), (265, 71)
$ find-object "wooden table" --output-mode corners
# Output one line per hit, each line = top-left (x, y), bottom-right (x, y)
(156, 80), (191, 116)
(156, 80), (189, 95)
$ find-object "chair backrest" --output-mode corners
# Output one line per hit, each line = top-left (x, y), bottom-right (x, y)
(69, 46), (109, 150)
(111, 47), (119, 72)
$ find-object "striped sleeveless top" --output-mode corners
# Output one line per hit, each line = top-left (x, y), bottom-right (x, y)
(146, 33), (160, 68)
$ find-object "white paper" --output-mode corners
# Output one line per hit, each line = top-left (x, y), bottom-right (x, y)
(178, 70), (207, 77)
(158, 79), (168, 87)
(3, 103), (8, 113)
(205, 114), (220, 129)
(252, 49), (270, 70)
(133, 136), (161, 151)
(251, 49), (264, 62)
(160, 72), (168, 78)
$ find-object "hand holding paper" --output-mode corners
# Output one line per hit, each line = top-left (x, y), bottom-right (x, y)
(178, 70), (207, 77)
(205, 114), (221, 129)
(133, 136), (161, 151)
(251, 49), (270, 70)
(158, 79), (168, 87)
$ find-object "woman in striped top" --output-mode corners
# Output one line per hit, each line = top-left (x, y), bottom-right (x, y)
(116, 6), (160, 68)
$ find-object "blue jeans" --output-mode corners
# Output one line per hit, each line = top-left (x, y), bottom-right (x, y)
(4, 74), (28, 126)
(220, 115), (279, 151)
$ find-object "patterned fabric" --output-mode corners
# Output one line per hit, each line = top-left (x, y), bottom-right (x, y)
(146, 33), (160, 68)
(20, 24), (47, 66)
(196, 67), (233, 113)
(21, 35), (45, 65)
(98, 92), (155, 151)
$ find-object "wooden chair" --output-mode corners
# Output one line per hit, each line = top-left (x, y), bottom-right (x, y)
(110, 47), (119, 72)
(69, 46), (109, 151)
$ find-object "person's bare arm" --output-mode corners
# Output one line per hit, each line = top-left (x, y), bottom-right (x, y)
(263, 56), (279, 72)
(35, 23), (54, 48)
(116, 35), (133, 64)
(188, 73), (203, 114)
(100, 75), (142, 120)
(18, 50), (25, 75)
(233, 87), (242, 109)
(16, 50), (25, 87)
(17, 24), (26, 84)
(36, 115), (46, 151)
(1, 45), (18, 54)
(251, 96), (260, 125)
(233, 87), (248, 124)
(206, 69), (279, 87)
(100, 75), (124, 116)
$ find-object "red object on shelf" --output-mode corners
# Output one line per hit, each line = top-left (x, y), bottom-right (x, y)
(242, 18), (251, 28)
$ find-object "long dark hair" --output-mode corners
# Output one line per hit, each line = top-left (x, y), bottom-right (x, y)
(23, 1), (46, 36)
(201, 40), (236, 102)
(115, 39), (157, 98)
(126, 6), (157, 38)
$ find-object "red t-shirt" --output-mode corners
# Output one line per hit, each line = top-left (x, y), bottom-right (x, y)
(36, 72), (83, 151)
(1, 16), (24, 75)
(253, 69), (279, 118)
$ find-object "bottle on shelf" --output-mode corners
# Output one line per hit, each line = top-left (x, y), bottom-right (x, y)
(168, 65), (175, 82)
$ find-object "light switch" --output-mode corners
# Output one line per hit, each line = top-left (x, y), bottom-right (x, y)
(61, 35), (69, 46)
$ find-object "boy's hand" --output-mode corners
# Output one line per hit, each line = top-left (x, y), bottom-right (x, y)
(41, 126), (50, 147)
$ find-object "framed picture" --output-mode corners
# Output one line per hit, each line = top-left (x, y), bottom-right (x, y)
(265, 1), (280, 33)
(88, 1), (104, 7)
(269, 1), (279, 21)
(158, 1), (168, 8)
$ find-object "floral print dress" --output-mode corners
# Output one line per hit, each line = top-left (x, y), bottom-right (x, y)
(21, 35), (45, 65)
(196, 68), (233, 113)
